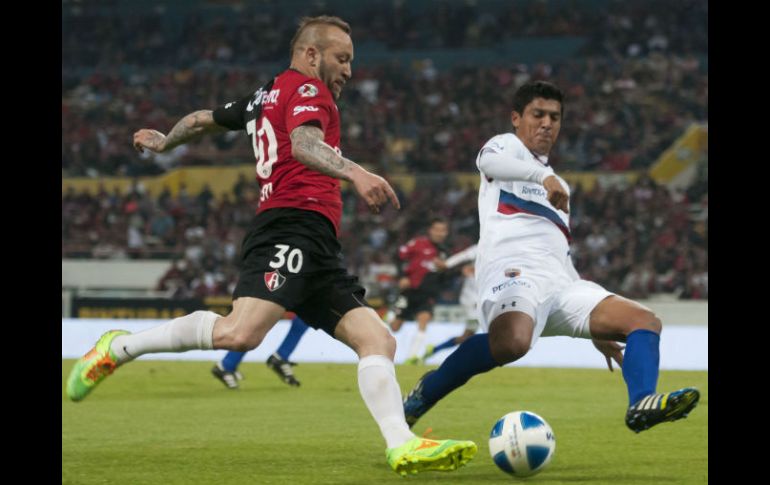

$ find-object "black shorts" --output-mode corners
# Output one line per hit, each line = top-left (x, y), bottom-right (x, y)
(394, 287), (436, 321)
(233, 208), (368, 335)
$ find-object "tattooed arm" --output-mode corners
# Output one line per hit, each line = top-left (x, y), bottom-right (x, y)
(290, 125), (359, 180)
(133, 110), (229, 154)
(290, 124), (400, 212)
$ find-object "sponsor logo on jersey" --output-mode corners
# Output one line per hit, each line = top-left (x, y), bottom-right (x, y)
(264, 270), (286, 292)
(298, 83), (319, 98)
(247, 88), (281, 111)
(293, 105), (320, 116)
(521, 186), (547, 197)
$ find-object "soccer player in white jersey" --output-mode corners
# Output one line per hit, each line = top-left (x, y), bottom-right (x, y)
(403, 81), (700, 433)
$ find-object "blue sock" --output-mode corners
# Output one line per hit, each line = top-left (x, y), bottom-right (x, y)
(421, 333), (500, 405)
(276, 317), (310, 360)
(622, 329), (660, 406)
(221, 351), (247, 372)
(432, 336), (460, 354)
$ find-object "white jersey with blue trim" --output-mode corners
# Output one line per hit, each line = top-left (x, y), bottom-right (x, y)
(475, 133), (577, 280)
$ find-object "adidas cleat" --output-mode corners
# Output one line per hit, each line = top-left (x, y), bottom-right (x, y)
(266, 353), (300, 387)
(211, 363), (243, 389)
(625, 387), (701, 433)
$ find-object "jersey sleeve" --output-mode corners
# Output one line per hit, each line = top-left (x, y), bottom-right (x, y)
(444, 244), (478, 269)
(476, 135), (551, 184)
(212, 93), (252, 131)
(285, 80), (334, 135)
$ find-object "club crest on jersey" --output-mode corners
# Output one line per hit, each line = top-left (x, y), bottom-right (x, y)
(298, 83), (318, 98)
(264, 270), (286, 292)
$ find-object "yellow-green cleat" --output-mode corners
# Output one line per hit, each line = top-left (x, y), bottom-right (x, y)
(386, 437), (477, 476)
(66, 330), (130, 402)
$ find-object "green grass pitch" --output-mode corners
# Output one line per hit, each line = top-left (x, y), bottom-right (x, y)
(62, 360), (707, 484)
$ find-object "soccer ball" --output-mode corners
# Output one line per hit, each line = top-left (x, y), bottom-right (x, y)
(488, 411), (556, 477)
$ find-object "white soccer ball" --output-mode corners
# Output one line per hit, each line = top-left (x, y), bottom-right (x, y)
(488, 411), (556, 477)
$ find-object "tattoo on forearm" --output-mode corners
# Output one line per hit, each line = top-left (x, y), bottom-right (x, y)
(290, 125), (355, 179)
(164, 110), (225, 150)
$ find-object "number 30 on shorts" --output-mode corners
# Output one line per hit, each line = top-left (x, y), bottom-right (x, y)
(269, 244), (304, 273)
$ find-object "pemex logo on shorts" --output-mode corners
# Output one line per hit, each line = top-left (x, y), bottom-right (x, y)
(264, 270), (287, 292)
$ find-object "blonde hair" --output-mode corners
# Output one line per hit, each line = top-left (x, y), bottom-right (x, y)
(289, 15), (351, 57)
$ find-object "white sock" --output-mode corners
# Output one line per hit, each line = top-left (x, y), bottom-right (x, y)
(358, 355), (416, 449)
(110, 311), (219, 364)
(407, 329), (427, 359)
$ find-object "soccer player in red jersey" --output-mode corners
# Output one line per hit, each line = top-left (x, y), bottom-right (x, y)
(66, 16), (477, 475)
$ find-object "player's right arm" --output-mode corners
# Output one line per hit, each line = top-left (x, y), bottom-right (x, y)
(133, 93), (252, 154)
(477, 139), (569, 213)
(133, 110), (229, 154)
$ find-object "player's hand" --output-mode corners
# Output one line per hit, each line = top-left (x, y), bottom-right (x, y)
(434, 258), (448, 271)
(350, 168), (401, 213)
(461, 264), (474, 277)
(398, 277), (410, 289)
(133, 129), (168, 154)
(592, 339), (625, 372)
(543, 175), (569, 213)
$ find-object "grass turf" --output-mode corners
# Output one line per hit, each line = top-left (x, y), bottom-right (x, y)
(62, 360), (707, 484)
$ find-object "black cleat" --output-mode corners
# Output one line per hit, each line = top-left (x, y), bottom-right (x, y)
(625, 387), (700, 433)
(211, 363), (243, 389)
(266, 353), (301, 387)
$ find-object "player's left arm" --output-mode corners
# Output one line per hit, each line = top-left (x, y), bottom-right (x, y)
(290, 124), (400, 212)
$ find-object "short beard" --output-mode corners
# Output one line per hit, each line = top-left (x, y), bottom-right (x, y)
(318, 58), (339, 99)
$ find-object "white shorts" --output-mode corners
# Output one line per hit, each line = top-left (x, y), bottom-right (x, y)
(478, 268), (613, 347)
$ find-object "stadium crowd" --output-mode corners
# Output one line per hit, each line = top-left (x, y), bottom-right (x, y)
(62, 170), (708, 301)
(63, 0), (707, 177)
(62, 0), (707, 302)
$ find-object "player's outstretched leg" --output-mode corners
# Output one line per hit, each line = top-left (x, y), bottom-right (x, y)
(66, 330), (130, 402)
(66, 309), (227, 401)
(589, 296), (701, 433)
(625, 387), (700, 433)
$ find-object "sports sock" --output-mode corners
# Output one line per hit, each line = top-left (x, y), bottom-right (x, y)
(358, 355), (416, 449)
(110, 311), (219, 364)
